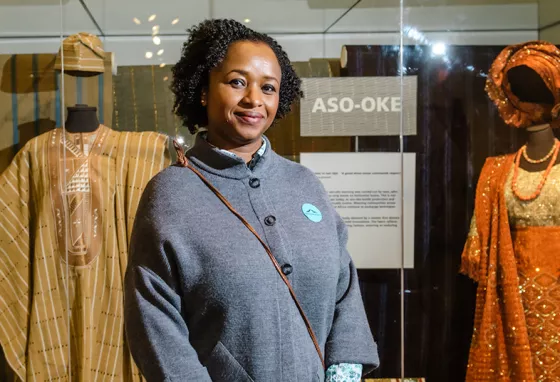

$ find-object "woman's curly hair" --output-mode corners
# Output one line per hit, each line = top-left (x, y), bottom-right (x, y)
(171, 18), (302, 134)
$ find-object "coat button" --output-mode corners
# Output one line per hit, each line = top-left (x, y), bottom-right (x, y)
(264, 215), (276, 226)
(249, 178), (260, 188)
(281, 264), (293, 276)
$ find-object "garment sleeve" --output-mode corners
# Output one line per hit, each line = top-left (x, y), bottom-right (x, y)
(0, 149), (32, 381)
(124, 183), (212, 382)
(324, 212), (380, 375)
(326, 363), (363, 382)
(460, 214), (482, 282)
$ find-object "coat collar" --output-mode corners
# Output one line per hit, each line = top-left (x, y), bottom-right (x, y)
(186, 132), (274, 180)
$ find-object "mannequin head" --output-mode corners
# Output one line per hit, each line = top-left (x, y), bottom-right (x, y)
(486, 41), (560, 128)
(508, 65), (555, 106)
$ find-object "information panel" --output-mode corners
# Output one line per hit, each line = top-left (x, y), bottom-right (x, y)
(301, 152), (416, 269)
(300, 76), (417, 137)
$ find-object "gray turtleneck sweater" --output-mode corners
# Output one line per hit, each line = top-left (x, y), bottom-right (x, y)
(124, 135), (379, 382)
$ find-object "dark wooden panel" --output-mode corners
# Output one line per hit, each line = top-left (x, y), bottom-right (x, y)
(343, 45), (539, 381)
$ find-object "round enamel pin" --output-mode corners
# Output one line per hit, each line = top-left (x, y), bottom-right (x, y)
(302, 203), (322, 223)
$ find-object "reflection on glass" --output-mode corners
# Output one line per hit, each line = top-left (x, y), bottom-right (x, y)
(431, 42), (446, 56)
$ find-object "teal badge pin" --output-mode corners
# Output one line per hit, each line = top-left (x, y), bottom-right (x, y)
(302, 203), (322, 223)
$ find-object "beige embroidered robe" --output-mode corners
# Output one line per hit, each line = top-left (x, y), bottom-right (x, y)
(0, 125), (170, 381)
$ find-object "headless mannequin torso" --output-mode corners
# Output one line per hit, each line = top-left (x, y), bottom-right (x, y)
(521, 124), (559, 171)
(64, 104), (100, 133)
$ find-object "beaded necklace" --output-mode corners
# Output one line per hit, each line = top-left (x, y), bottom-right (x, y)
(512, 140), (560, 201)
(522, 138), (559, 164)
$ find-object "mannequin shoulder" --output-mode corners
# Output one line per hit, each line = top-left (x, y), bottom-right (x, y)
(482, 153), (515, 169)
(113, 130), (170, 159)
(116, 130), (170, 145)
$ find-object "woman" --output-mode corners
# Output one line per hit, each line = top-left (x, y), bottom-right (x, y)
(124, 19), (378, 382)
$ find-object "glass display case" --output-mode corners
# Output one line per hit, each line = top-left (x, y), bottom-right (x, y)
(0, 0), (558, 381)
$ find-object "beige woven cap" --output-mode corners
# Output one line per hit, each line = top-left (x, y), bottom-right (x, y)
(54, 32), (106, 73)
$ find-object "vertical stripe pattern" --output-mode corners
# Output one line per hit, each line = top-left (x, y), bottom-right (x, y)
(98, 74), (105, 124)
(76, 77), (83, 105)
(1, 53), (115, 176)
(0, 126), (170, 381)
(55, 72), (62, 128)
(10, 55), (19, 148)
(32, 54), (40, 136)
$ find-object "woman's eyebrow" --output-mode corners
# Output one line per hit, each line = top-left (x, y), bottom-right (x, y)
(227, 69), (279, 83)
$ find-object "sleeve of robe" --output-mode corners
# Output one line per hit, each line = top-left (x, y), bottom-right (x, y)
(124, 177), (212, 382)
(324, 212), (380, 376)
(0, 148), (32, 381)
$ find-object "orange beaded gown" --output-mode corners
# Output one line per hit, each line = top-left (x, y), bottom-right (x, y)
(462, 154), (560, 381)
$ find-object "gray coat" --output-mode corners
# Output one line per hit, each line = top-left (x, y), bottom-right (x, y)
(124, 135), (379, 382)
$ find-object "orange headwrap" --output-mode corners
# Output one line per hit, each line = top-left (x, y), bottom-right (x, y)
(485, 40), (560, 128)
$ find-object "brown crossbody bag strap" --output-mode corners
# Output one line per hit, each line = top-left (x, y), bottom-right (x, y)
(173, 140), (326, 370)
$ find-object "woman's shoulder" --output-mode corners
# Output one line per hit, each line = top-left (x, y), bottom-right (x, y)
(142, 165), (199, 204)
(271, 152), (325, 188)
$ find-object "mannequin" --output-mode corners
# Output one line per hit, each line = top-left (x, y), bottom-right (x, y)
(0, 30), (173, 381)
(508, 65), (560, 171)
(462, 41), (560, 382)
(64, 104), (100, 133)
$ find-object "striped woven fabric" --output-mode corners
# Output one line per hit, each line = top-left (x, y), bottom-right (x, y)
(0, 125), (170, 381)
(54, 32), (106, 74)
(0, 53), (113, 174)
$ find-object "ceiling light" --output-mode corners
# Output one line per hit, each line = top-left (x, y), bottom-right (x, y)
(159, 63), (166, 68)
(152, 25), (160, 33)
(163, 76), (169, 81)
(431, 42), (446, 56)
(244, 18), (251, 23)
(148, 14), (156, 22)
(172, 18), (179, 25)
(153, 36), (161, 45)
(145, 51), (153, 59)
(157, 49), (164, 56)
(133, 17), (141, 25)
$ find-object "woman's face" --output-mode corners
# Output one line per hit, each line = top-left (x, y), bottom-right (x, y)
(204, 40), (281, 147)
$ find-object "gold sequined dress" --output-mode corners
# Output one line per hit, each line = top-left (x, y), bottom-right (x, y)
(505, 164), (560, 381)
(462, 154), (560, 381)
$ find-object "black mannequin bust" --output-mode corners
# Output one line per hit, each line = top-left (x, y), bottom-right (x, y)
(64, 104), (100, 133)
(507, 65), (559, 171)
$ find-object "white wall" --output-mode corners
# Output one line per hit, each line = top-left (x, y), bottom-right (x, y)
(541, 25), (560, 43)
(539, 0), (560, 43)
(0, 1), (539, 65)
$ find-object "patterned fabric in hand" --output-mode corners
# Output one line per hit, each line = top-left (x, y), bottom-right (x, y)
(326, 363), (363, 382)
